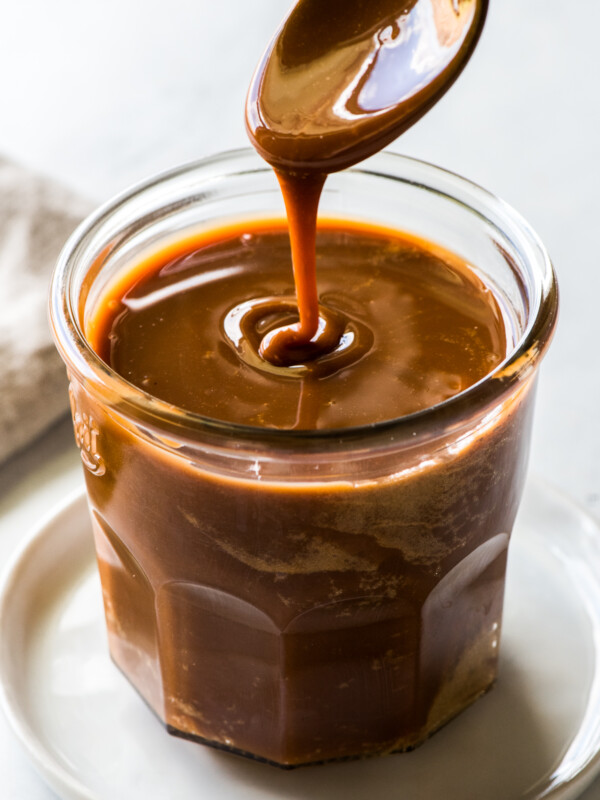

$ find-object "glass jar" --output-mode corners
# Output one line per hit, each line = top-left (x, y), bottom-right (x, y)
(50, 149), (557, 767)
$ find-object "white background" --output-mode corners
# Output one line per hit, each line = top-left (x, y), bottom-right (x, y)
(0, 1), (598, 797)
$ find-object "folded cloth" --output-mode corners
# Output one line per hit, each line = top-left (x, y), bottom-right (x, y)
(0, 158), (90, 464)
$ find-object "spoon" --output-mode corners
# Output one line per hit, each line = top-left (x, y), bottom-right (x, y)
(246, 0), (489, 174)
(245, 0), (488, 364)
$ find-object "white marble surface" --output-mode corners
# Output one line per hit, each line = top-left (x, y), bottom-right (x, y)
(0, 1), (598, 797)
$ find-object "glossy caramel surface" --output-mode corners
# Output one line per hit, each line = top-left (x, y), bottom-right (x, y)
(88, 219), (506, 430)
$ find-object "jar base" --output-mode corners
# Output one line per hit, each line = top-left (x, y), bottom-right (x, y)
(161, 681), (496, 769)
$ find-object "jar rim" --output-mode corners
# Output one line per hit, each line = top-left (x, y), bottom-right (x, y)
(49, 148), (558, 453)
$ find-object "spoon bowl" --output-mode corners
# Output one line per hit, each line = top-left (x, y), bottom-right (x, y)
(246, 0), (488, 173)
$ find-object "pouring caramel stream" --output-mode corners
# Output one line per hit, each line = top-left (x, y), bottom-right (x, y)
(246, 0), (488, 365)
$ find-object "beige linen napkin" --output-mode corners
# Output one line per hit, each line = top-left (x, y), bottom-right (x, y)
(0, 158), (90, 463)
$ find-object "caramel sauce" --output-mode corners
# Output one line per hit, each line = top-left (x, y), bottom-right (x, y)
(88, 218), (506, 430)
(75, 0), (525, 769)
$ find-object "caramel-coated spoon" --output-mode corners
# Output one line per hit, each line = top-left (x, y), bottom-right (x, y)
(246, 0), (489, 174)
(246, 0), (488, 363)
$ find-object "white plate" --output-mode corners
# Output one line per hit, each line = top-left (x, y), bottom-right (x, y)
(1, 480), (600, 800)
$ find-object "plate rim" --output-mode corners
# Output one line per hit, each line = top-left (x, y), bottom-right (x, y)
(0, 487), (96, 800)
